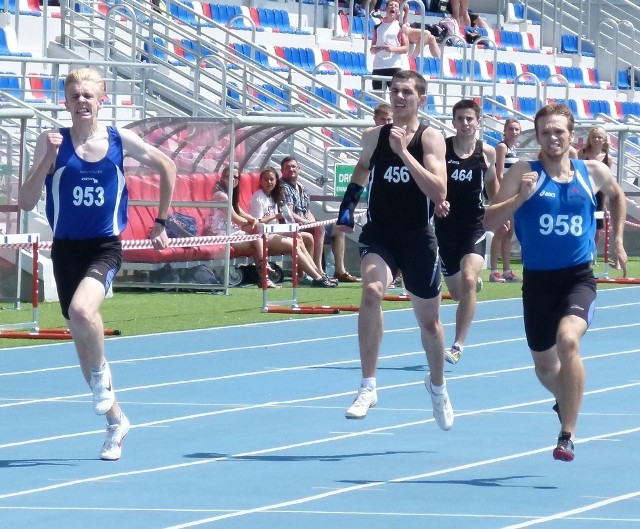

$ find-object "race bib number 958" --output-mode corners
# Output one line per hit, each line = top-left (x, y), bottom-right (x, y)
(539, 214), (583, 236)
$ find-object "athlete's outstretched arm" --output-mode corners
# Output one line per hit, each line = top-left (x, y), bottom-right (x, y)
(119, 128), (176, 220)
(588, 160), (627, 275)
(335, 127), (378, 232)
(120, 128), (176, 247)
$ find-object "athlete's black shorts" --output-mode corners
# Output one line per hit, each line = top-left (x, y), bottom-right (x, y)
(359, 222), (441, 299)
(51, 237), (122, 320)
(522, 263), (596, 352)
(435, 223), (486, 277)
(371, 67), (402, 91)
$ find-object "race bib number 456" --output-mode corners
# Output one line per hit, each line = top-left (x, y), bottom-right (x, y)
(383, 166), (410, 183)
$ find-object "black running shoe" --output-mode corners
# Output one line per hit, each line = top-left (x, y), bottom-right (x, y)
(553, 433), (574, 462)
(311, 277), (337, 288)
(552, 401), (561, 423)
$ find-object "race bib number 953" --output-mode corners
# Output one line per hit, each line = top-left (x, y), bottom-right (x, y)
(539, 214), (583, 236)
(73, 186), (105, 207)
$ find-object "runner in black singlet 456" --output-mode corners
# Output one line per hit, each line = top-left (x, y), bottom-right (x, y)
(336, 70), (454, 431)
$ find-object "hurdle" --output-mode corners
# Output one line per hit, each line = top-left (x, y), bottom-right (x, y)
(0, 233), (39, 333)
(0, 233), (123, 340)
(260, 220), (360, 314)
(595, 212), (640, 284)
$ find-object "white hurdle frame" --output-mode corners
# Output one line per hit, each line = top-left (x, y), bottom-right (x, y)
(260, 222), (299, 311)
(0, 233), (39, 331)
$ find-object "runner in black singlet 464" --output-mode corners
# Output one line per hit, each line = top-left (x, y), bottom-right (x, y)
(434, 99), (498, 365)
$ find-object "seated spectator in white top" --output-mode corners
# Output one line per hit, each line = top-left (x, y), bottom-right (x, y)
(202, 165), (277, 288)
(249, 167), (336, 288)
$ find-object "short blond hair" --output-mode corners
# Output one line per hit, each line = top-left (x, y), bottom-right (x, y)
(64, 68), (105, 99)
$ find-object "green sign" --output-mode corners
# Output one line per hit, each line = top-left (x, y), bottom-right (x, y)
(334, 164), (368, 199)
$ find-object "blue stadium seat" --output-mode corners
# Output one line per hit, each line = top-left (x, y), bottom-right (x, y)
(169, 1), (198, 26)
(40, 76), (66, 103)
(352, 89), (378, 108)
(226, 82), (242, 109)
(561, 35), (578, 54)
(0, 73), (22, 100)
(0, 28), (31, 56)
(483, 129), (503, 147)
(526, 64), (551, 84)
(517, 97), (539, 116)
(414, 56), (441, 77)
(257, 84), (289, 111)
(483, 96), (509, 119)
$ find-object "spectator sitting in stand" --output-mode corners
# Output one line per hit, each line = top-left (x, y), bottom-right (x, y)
(402, 22), (441, 57)
(249, 167), (336, 288)
(446, 1), (490, 29)
(280, 156), (330, 278)
(202, 165), (278, 288)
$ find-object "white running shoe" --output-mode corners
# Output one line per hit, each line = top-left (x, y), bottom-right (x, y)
(445, 344), (462, 365)
(90, 362), (115, 415)
(100, 414), (130, 461)
(425, 376), (454, 431)
(345, 386), (377, 419)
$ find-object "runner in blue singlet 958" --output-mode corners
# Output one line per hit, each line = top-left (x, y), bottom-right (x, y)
(484, 104), (628, 463)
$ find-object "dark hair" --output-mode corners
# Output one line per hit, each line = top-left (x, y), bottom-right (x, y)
(259, 166), (283, 203)
(280, 156), (297, 169)
(216, 165), (240, 212)
(452, 98), (480, 120)
(391, 70), (427, 96)
(534, 103), (575, 135)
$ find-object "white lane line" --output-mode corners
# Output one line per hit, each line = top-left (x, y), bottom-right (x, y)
(1, 393), (640, 503)
(2, 349), (640, 449)
(500, 489), (640, 528)
(162, 426), (640, 528)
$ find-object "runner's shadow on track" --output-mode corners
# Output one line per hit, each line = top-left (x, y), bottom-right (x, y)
(340, 475), (556, 489)
(184, 450), (430, 462)
(0, 458), (95, 468)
